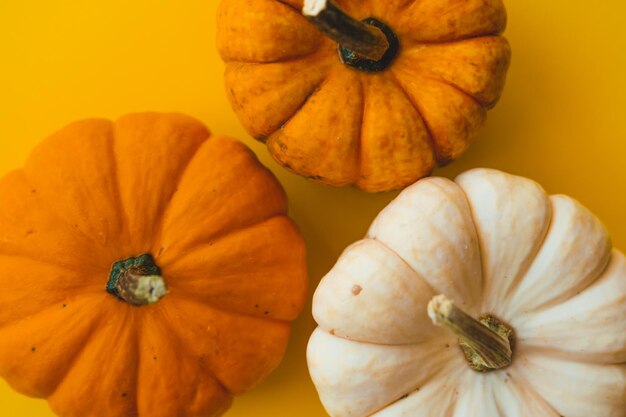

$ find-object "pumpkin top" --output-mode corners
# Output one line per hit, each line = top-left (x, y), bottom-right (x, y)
(308, 168), (626, 417)
(218, 0), (511, 191)
(0, 113), (308, 417)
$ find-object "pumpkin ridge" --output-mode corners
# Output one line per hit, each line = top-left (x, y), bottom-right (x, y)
(451, 184), (489, 305)
(366, 237), (442, 298)
(517, 341), (626, 365)
(157, 209), (288, 257)
(138, 307), (234, 401)
(418, 73), (490, 118)
(419, 71), (498, 110)
(225, 54), (335, 141)
(505, 366), (563, 417)
(158, 215), (307, 322)
(388, 70), (485, 165)
(387, 0), (420, 17)
(401, 34), (507, 47)
(166, 291), (292, 325)
(377, 357), (463, 415)
(431, 179), (485, 296)
(48, 307), (139, 416)
(270, 65), (363, 183)
(18, 169), (113, 251)
(275, 0), (300, 14)
(384, 71), (439, 164)
(161, 214), (292, 266)
(505, 196), (613, 317)
(408, 36), (512, 109)
(36, 297), (110, 398)
(522, 252), (613, 316)
(491, 206), (553, 307)
(0, 252), (104, 283)
(267, 68), (332, 142)
(121, 317), (141, 417)
(400, 31), (506, 47)
(379, 353), (462, 416)
(151, 303), (227, 394)
(408, 179), (484, 308)
(222, 47), (326, 65)
(0, 297), (107, 400)
(137, 132), (210, 253)
(512, 346), (586, 362)
(108, 122), (133, 253)
(158, 297), (291, 395)
(453, 170), (555, 312)
(400, 0), (507, 41)
(218, 0), (325, 64)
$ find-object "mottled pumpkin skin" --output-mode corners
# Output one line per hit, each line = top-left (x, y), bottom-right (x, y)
(217, 0), (511, 192)
(0, 113), (308, 417)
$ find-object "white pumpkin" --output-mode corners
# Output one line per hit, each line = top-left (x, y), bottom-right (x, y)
(308, 168), (626, 417)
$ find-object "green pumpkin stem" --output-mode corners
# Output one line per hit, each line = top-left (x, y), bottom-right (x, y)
(106, 253), (168, 306)
(302, 0), (390, 61)
(428, 294), (514, 372)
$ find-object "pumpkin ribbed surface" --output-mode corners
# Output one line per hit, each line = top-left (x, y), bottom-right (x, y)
(0, 113), (308, 417)
(218, 0), (511, 192)
(308, 168), (626, 417)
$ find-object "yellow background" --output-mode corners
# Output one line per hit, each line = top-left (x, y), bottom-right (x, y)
(1, 0), (625, 416)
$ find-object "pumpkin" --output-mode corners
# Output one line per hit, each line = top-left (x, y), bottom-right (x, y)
(0, 113), (308, 417)
(308, 168), (626, 417)
(217, 0), (511, 192)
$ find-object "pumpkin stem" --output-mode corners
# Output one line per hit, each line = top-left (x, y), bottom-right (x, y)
(428, 295), (514, 372)
(106, 253), (168, 306)
(303, 0), (398, 70)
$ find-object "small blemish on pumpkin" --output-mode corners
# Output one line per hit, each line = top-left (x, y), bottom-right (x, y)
(445, 343), (450, 348)
(31, 347), (36, 352)
(276, 141), (288, 151)
(153, 356), (157, 361)
(31, 189), (37, 193)
(62, 304), (67, 308)
(25, 229), (35, 236)
(254, 304), (259, 308)
(264, 311), (269, 315)
(121, 392), (127, 398)
(351, 285), (362, 296)
(157, 247), (165, 256)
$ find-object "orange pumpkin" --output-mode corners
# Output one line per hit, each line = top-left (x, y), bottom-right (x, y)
(0, 113), (308, 417)
(218, 0), (511, 192)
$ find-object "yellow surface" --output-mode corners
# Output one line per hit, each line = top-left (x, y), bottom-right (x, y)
(0, 0), (625, 416)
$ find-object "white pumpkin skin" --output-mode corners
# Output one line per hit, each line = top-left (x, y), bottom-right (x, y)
(308, 168), (626, 417)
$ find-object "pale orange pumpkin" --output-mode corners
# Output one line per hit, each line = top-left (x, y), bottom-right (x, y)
(218, 0), (511, 192)
(0, 113), (308, 417)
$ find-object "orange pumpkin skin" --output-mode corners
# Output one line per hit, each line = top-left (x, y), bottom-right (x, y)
(0, 113), (308, 417)
(217, 0), (511, 192)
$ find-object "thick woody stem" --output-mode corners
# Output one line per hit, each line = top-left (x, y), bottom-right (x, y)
(303, 0), (390, 61)
(428, 295), (513, 372)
